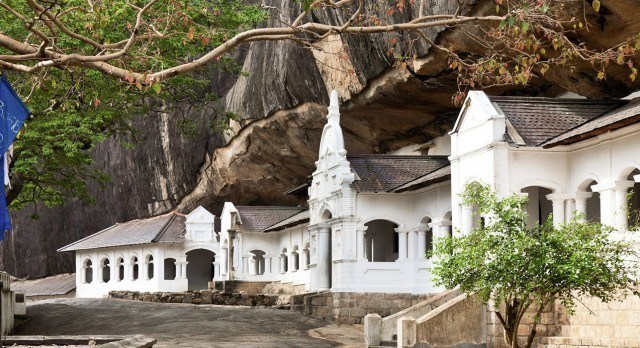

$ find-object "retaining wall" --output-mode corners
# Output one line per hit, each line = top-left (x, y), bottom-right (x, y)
(109, 290), (281, 307)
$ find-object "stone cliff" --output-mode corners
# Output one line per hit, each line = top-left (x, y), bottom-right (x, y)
(2, 0), (640, 278)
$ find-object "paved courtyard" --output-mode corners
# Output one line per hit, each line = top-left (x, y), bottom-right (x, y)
(12, 298), (364, 347)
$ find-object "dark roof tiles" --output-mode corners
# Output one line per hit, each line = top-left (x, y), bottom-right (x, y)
(489, 96), (626, 146)
(58, 212), (185, 252)
(542, 97), (640, 147)
(235, 206), (305, 233)
(348, 155), (450, 193)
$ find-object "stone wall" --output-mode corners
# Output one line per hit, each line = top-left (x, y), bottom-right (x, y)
(486, 292), (640, 348)
(295, 292), (432, 325)
(109, 290), (280, 307)
(557, 294), (640, 341)
(486, 301), (561, 348)
(213, 281), (271, 295)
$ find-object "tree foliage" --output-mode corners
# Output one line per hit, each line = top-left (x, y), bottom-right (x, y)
(0, 1), (259, 210)
(432, 183), (640, 348)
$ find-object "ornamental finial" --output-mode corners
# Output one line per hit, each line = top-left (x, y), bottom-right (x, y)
(327, 90), (340, 122)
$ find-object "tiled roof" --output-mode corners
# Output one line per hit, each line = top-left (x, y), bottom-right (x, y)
(542, 98), (640, 147)
(391, 165), (451, 193)
(235, 206), (305, 233)
(489, 96), (626, 146)
(12, 273), (76, 297)
(263, 210), (310, 232)
(58, 212), (186, 252)
(348, 155), (450, 193)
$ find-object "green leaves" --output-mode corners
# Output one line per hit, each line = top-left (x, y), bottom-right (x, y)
(432, 183), (639, 347)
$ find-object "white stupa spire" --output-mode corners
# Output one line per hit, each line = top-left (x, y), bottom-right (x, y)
(327, 90), (340, 123)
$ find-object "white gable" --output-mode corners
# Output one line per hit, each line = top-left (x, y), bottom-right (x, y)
(185, 206), (215, 224)
(185, 206), (216, 242)
(451, 91), (501, 134)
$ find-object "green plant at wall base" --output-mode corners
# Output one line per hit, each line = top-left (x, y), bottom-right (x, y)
(432, 183), (640, 348)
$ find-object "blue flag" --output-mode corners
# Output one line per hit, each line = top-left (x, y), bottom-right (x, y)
(0, 75), (29, 235)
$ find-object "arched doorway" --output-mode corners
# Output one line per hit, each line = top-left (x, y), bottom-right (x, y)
(186, 249), (216, 290)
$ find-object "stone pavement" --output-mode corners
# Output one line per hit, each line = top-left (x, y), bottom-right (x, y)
(12, 298), (364, 347)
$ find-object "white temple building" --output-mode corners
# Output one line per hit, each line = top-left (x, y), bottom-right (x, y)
(59, 90), (640, 299)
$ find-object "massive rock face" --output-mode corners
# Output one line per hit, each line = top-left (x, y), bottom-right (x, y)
(2, 0), (640, 278)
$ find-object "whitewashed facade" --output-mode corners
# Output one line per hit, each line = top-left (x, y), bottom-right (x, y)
(61, 90), (640, 298)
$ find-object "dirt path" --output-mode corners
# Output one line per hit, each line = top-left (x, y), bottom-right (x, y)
(12, 298), (364, 348)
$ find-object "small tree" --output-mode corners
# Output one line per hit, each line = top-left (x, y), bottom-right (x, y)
(432, 183), (640, 348)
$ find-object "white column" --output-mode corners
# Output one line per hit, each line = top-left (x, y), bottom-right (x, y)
(365, 232), (374, 262)
(565, 198), (575, 222)
(546, 194), (566, 227)
(356, 226), (367, 260)
(395, 228), (410, 261)
(614, 180), (635, 231)
(242, 256), (249, 274)
(460, 204), (474, 234)
(429, 220), (452, 257)
(265, 255), (272, 274)
(317, 224), (332, 290)
(407, 230), (416, 260)
(573, 192), (593, 220)
(249, 257), (257, 275)
(221, 247), (228, 276)
(416, 227), (428, 260)
(593, 181), (634, 229)
(110, 261), (117, 283)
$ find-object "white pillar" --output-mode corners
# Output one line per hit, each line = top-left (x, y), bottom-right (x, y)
(429, 220), (452, 257)
(356, 226), (367, 260)
(110, 261), (117, 283)
(565, 198), (575, 222)
(460, 204), (474, 234)
(364, 232), (375, 262)
(546, 194), (566, 227)
(574, 192), (593, 220)
(593, 181), (634, 229)
(249, 257), (257, 275)
(265, 255), (272, 274)
(317, 224), (332, 291)
(395, 228), (410, 261)
(407, 230), (416, 260)
(221, 247), (228, 276)
(242, 256), (249, 274)
(416, 227), (428, 260)
(614, 180), (635, 231)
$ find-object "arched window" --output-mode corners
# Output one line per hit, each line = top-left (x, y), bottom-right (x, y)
(131, 256), (139, 281)
(164, 258), (176, 280)
(83, 259), (93, 284)
(145, 254), (154, 279)
(364, 219), (399, 262)
(249, 250), (265, 275)
(117, 257), (125, 281)
(100, 258), (110, 283)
